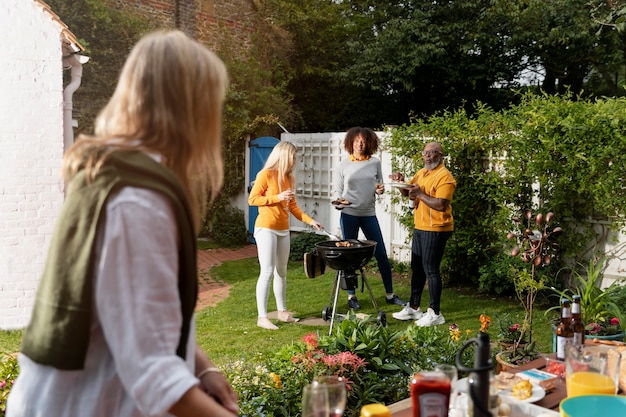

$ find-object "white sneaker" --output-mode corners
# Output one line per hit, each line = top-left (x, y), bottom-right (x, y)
(392, 305), (423, 321)
(414, 308), (445, 327)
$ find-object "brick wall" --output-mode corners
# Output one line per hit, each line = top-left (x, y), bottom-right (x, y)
(109, 0), (256, 52)
(0, 0), (66, 329)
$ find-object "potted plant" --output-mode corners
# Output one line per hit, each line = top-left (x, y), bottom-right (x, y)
(497, 209), (561, 369)
(548, 255), (625, 342)
(494, 312), (527, 352)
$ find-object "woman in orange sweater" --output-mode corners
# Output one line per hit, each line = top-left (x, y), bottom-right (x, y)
(248, 141), (323, 330)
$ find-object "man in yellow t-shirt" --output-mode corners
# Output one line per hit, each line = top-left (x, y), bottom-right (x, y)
(389, 142), (456, 327)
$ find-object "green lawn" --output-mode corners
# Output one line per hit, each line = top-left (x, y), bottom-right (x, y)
(0, 256), (556, 363)
(196, 257), (556, 366)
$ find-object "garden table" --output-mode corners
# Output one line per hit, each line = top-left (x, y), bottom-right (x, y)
(509, 355), (565, 411)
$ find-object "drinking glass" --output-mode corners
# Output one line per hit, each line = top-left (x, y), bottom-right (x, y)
(302, 383), (329, 417)
(565, 344), (622, 398)
(283, 188), (293, 210)
(312, 375), (347, 417)
(434, 364), (458, 411)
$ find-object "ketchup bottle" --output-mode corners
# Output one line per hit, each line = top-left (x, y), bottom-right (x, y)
(410, 371), (450, 417)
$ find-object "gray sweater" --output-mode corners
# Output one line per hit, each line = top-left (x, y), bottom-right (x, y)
(333, 157), (383, 217)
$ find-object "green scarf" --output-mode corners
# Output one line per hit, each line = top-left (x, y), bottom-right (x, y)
(21, 151), (197, 370)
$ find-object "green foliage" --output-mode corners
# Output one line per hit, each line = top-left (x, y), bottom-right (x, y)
(498, 340), (540, 366)
(478, 252), (520, 295)
(494, 312), (527, 344)
(224, 314), (476, 417)
(288, 232), (327, 261)
(547, 256), (625, 333)
(0, 353), (19, 417)
(47, 0), (158, 135)
(389, 93), (626, 295)
(207, 205), (248, 248)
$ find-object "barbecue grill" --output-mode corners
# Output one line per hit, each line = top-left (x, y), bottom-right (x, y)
(314, 239), (387, 334)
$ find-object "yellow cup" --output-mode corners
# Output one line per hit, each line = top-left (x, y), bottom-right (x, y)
(565, 344), (621, 397)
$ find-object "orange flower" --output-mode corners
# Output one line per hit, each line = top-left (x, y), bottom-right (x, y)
(480, 314), (491, 332)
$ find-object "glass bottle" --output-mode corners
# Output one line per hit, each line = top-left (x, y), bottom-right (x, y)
(556, 298), (573, 361)
(410, 371), (450, 417)
(571, 294), (585, 347)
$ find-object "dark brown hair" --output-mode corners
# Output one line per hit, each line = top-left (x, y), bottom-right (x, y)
(343, 127), (379, 156)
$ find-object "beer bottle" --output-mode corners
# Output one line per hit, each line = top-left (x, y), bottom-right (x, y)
(571, 294), (585, 347)
(556, 298), (573, 361)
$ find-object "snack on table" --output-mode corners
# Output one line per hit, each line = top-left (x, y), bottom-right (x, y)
(495, 371), (523, 390)
(545, 358), (566, 379)
(511, 379), (533, 400)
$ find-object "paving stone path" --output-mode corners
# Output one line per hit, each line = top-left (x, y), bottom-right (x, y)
(195, 244), (257, 311)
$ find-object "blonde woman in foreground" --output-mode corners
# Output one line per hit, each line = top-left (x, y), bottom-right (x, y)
(248, 141), (323, 330)
(7, 30), (238, 417)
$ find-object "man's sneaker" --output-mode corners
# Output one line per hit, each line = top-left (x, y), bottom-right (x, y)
(386, 294), (407, 306)
(392, 305), (423, 321)
(414, 308), (445, 327)
(347, 297), (361, 310)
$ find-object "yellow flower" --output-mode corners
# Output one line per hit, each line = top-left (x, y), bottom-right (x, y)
(269, 372), (283, 389)
(448, 324), (461, 342)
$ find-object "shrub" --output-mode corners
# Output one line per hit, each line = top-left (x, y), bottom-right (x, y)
(0, 353), (19, 417)
(223, 313), (478, 417)
(289, 232), (327, 262)
(210, 205), (248, 247)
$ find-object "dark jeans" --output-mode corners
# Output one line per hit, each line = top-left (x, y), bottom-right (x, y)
(340, 212), (394, 294)
(410, 229), (452, 314)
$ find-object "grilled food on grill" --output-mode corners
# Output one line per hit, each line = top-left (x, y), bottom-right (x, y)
(335, 241), (354, 247)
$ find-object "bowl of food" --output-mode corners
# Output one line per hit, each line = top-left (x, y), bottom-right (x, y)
(544, 356), (566, 379)
(560, 394), (626, 417)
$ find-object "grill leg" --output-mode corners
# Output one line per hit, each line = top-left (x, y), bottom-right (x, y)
(360, 269), (380, 313)
(329, 271), (342, 336)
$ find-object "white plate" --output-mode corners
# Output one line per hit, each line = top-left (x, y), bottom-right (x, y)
(387, 182), (413, 189)
(499, 385), (545, 403)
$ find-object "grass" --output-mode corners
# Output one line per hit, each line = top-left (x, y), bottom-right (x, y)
(0, 255), (556, 364)
(196, 257), (555, 366)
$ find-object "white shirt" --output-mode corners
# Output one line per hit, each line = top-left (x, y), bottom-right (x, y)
(7, 186), (199, 417)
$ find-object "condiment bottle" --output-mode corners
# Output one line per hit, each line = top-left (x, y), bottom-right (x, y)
(570, 294), (585, 347)
(360, 403), (391, 417)
(556, 298), (573, 360)
(410, 371), (450, 417)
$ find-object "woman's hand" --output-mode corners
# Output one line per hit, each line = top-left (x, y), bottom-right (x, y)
(375, 183), (385, 195)
(197, 372), (239, 414)
(279, 189), (294, 202)
(310, 220), (323, 231)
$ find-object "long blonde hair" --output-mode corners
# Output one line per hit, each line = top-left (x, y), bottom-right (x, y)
(262, 141), (296, 190)
(63, 30), (228, 230)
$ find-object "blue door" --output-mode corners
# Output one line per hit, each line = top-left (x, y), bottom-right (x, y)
(248, 136), (279, 242)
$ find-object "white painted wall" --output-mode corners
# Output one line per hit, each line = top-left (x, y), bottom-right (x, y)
(0, 0), (66, 329)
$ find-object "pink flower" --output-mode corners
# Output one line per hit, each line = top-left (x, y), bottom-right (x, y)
(0, 380), (6, 389)
(302, 333), (319, 350)
(586, 322), (602, 335)
(610, 317), (620, 326)
(509, 324), (520, 332)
